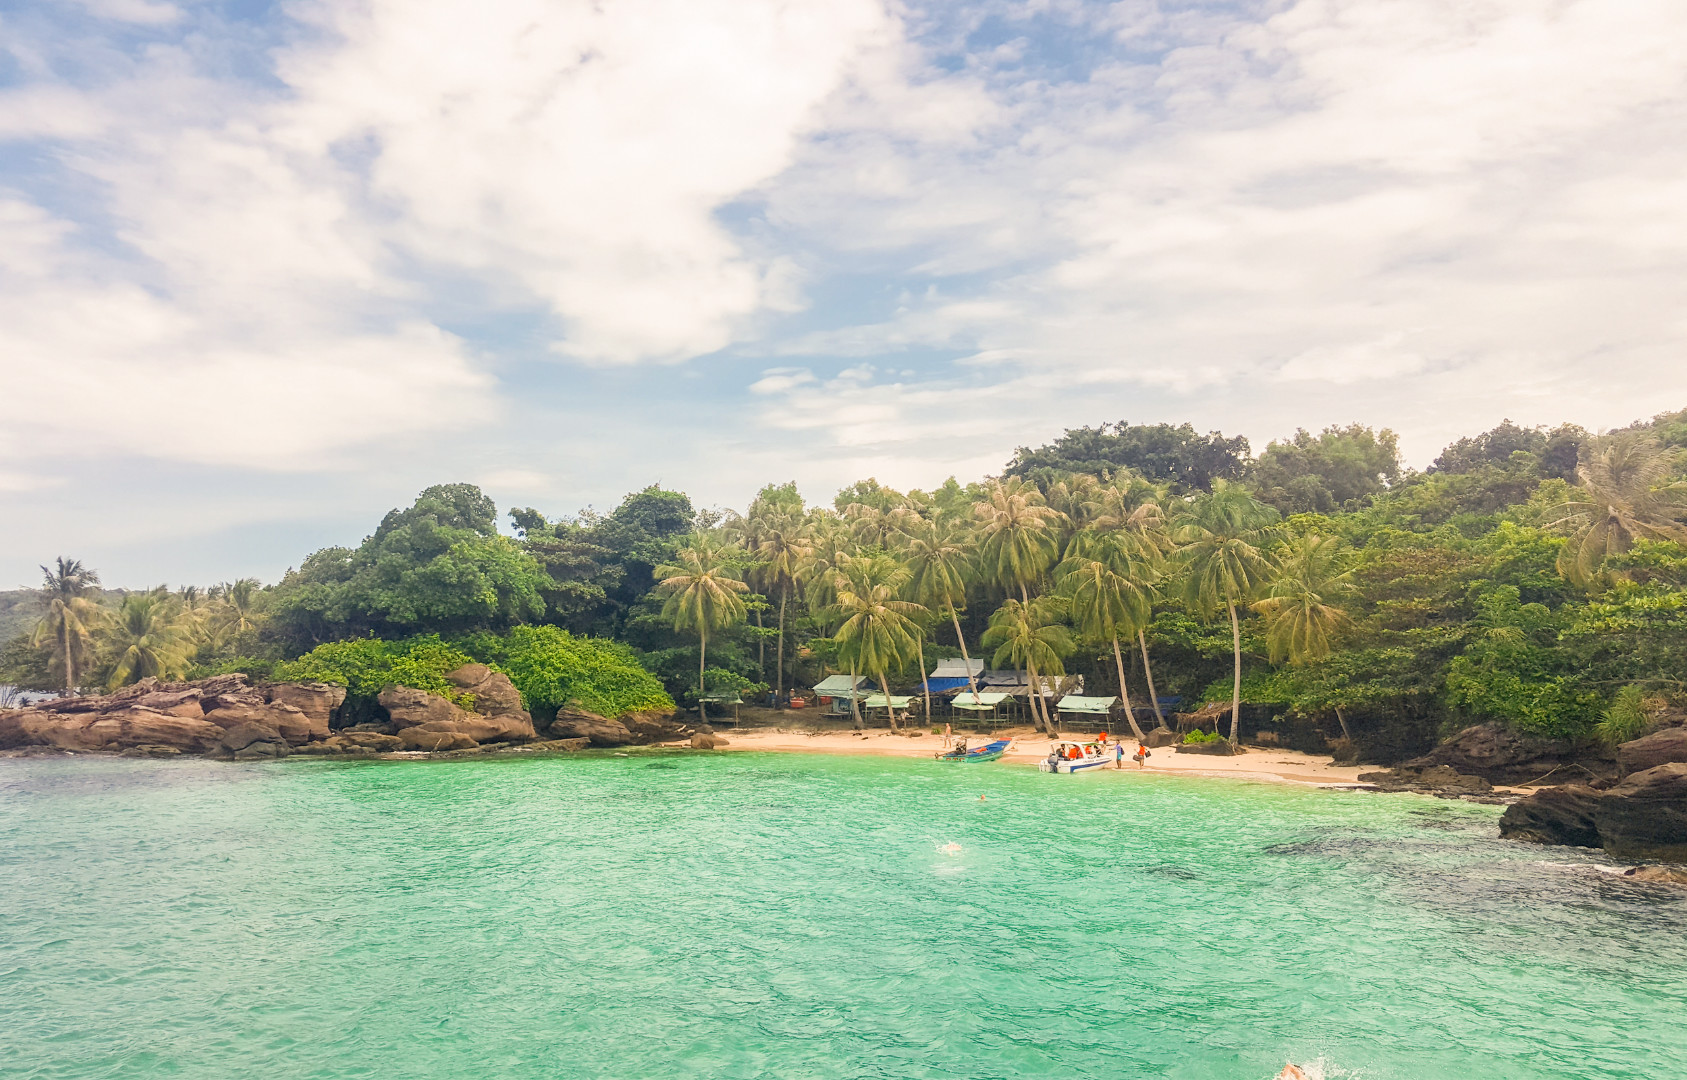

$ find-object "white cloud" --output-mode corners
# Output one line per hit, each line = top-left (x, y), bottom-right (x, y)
(74, 0), (181, 26)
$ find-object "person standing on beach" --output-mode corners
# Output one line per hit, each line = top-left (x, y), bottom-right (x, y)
(1115, 740), (1126, 769)
(1133, 741), (1149, 768)
(943, 722), (953, 748)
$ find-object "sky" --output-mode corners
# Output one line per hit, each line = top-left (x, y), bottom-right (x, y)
(2, 0), (1686, 588)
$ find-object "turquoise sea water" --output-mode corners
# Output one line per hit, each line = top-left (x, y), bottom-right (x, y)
(3, 752), (1685, 1080)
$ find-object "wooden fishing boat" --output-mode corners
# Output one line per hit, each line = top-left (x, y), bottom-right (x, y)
(935, 738), (1011, 763)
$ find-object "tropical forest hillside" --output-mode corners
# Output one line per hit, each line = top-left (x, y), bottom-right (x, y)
(4, 409), (1684, 762)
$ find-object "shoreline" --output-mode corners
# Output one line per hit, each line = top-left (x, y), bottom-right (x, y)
(671, 726), (1377, 788)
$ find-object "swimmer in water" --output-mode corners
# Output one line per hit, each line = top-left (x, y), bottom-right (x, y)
(1276, 1065), (1308, 1080)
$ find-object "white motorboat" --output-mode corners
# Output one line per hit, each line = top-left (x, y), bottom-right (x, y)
(1038, 739), (1112, 773)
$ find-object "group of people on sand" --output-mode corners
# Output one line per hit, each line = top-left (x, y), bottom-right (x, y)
(937, 724), (1154, 769)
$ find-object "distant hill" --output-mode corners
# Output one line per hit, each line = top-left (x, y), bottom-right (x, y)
(0, 590), (40, 643)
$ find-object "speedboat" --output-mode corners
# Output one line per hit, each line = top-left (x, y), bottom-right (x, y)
(935, 738), (1011, 763)
(1038, 739), (1111, 773)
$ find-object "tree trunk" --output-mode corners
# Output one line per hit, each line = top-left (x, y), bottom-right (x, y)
(950, 608), (981, 699)
(916, 636), (931, 725)
(1027, 661), (1051, 735)
(1112, 636), (1146, 742)
(848, 663), (864, 730)
(1139, 630), (1168, 730)
(775, 588), (788, 707)
(1227, 600), (1242, 745)
(60, 619), (74, 693)
(1334, 704), (1353, 743)
(878, 667), (900, 731)
(698, 626), (708, 724)
(755, 607), (765, 681)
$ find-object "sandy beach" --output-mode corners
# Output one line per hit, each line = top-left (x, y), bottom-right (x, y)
(680, 725), (1373, 787)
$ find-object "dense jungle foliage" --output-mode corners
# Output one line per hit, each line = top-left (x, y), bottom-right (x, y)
(5, 410), (1685, 758)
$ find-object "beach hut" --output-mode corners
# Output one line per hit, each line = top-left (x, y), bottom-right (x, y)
(949, 690), (1011, 722)
(1056, 694), (1118, 735)
(862, 692), (915, 722)
(924, 658), (984, 693)
(812, 674), (874, 716)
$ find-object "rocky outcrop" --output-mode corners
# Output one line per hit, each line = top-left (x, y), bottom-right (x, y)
(1144, 728), (1180, 748)
(1593, 763), (1687, 862)
(549, 709), (635, 747)
(1616, 729), (1687, 778)
(1498, 784), (1601, 847)
(396, 725), (479, 751)
(690, 732), (730, 749)
(377, 668), (536, 745)
(0, 674), (339, 754)
(1405, 723), (1587, 784)
(1624, 865), (1687, 886)
(214, 721), (292, 761)
(1359, 765), (1495, 798)
(1175, 740), (1243, 756)
(264, 682), (345, 735)
(619, 710), (689, 744)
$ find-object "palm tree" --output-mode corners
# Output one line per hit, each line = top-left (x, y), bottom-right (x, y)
(656, 534), (750, 723)
(981, 597), (1073, 735)
(1057, 539), (1156, 741)
(746, 508), (814, 707)
(215, 578), (264, 638)
(1549, 432), (1687, 587)
(1253, 533), (1357, 740)
(1174, 482), (1280, 744)
(1075, 474), (1176, 729)
(897, 516), (983, 709)
(104, 588), (196, 689)
(974, 478), (1066, 729)
(31, 557), (104, 694)
(829, 555), (926, 731)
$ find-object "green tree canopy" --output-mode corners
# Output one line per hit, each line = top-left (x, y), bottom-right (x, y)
(1006, 421), (1250, 492)
(1248, 424), (1402, 515)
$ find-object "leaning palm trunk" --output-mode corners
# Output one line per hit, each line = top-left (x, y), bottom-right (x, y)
(848, 663), (864, 730)
(698, 627), (708, 724)
(775, 590), (788, 706)
(1227, 600), (1242, 744)
(755, 609), (765, 680)
(949, 608), (982, 699)
(1027, 662), (1052, 735)
(1139, 630), (1168, 730)
(1112, 636), (1147, 742)
(916, 637), (931, 724)
(877, 666), (900, 731)
(1334, 705), (1353, 744)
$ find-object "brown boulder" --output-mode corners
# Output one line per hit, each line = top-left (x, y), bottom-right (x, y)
(339, 731), (405, 751)
(550, 709), (635, 747)
(378, 685), (468, 728)
(378, 684), (536, 744)
(14, 706), (227, 753)
(1617, 729), (1687, 778)
(1407, 723), (1579, 784)
(1499, 784), (1601, 847)
(220, 721), (285, 752)
(1595, 763), (1687, 862)
(619, 711), (688, 743)
(263, 682), (344, 737)
(397, 725), (479, 751)
(691, 733), (730, 749)
(1624, 865), (1687, 886)
(1144, 728), (1180, 748)
(136, 689), (204, 718)
(445, 664), (526, 717)
(202, 702), (316, 745)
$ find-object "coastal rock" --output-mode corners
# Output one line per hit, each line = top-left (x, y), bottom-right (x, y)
(1624, 865), (1687, 886)
(339, 731), (405, 751)
(1144, 728), (1180, 748)
(1616, 729), (1687, 778)
(263, 682), (344, 737)
(1405, 723), (1580, 784)
(5, 706), (228, 753)
(202, 702), (317, 745)
(1498, 784), (1601, 847)
(1594, 763), (1687, 862)
(691, 733), (729, 749)
(550, 709), (635, 747)
(1175, 740), (1243, 756)
(444, 665), (527, 721)
(396, 725), (479, 752)
(219, 721), (286, 753)
(136, 689), (205, 719)
(619, 711), (689, 744)
(1359, 765), (1494, 796)
(119, 744), (184, 758)
(379, 680), (536, 744)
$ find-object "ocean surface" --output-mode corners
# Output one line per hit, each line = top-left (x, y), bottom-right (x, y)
(2, 751), (1684, 1080)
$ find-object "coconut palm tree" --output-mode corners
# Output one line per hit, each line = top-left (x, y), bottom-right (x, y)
(829, 554), (926, 731)
(1057, 539), (1156, 741)
(1174, 482), (1281, 744)
(1253, 533), (1357, 740)
(897, 516), (983, 709)
(656, 534), (750, 723)
(973, 478), (1066, 729)
(981, 597), (1073, 735)
(1074, 475), (1177, 729)
(1549, 432), (1687, 588)
(104, 589), (196, 689)
(746, 508), (814, 707)
(31, 557), (105, 694)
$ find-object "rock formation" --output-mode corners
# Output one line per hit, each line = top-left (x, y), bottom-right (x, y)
(1592, 763), (1687, 862)
(1359, 764), (1496, 799)
(548, 709), (636, 747)
(1497, 784), (1601, 847)
(1403, 723), (1595, 785)
(375, 665), (537, 748)
(1615, 728), (1687, 778)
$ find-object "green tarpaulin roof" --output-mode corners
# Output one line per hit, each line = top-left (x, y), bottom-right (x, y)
(1057, 695), (1118, 714)
(951, 691), (1011, 710)
(863, 694), (914, 709)
(813, 675), (869, 695)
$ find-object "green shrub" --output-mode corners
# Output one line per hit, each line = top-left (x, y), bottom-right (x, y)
(188, 655), (279, 681)
(461, 626), (673, 720)
(1183, 728), (1222, 744)
(275, 636), (478, 708)
(1596, 685), (1651, 745)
